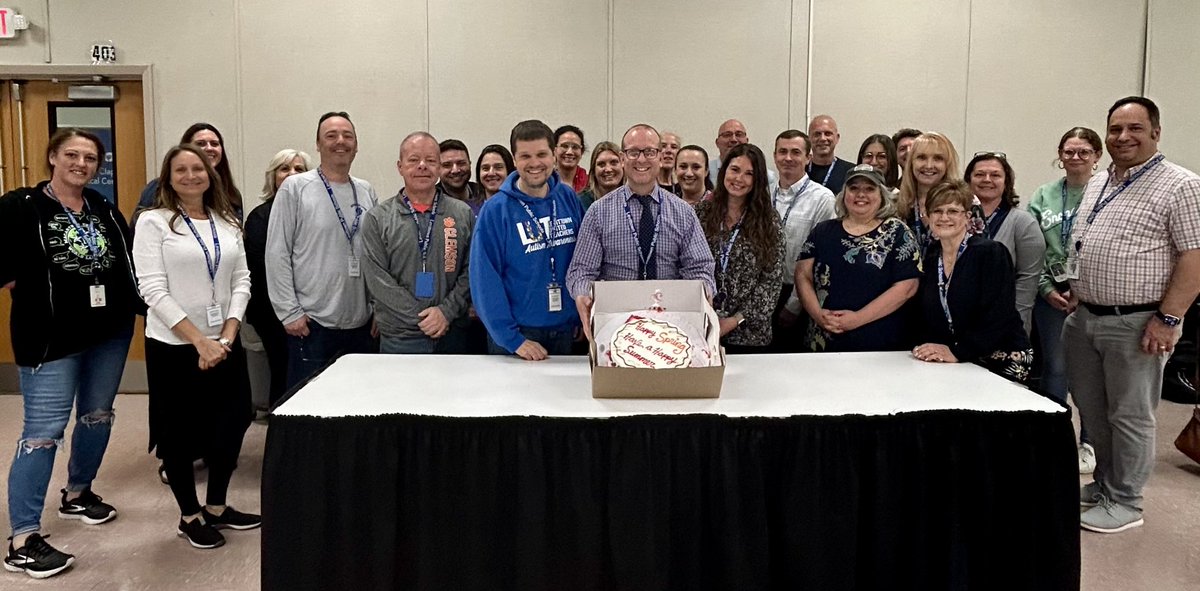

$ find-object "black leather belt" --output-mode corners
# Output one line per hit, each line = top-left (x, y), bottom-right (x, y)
(1082, 302), (1159, 316)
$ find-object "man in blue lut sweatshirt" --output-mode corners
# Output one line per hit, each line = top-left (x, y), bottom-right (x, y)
(470, 120), (583, 360)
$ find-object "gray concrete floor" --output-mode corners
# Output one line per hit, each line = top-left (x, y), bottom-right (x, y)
(0, 394), (1196, 590)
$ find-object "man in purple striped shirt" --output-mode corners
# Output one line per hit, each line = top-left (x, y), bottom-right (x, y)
(566, 123), (716, 335)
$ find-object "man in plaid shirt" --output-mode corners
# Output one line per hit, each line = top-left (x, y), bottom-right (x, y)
(1066, 96), (1200, 534)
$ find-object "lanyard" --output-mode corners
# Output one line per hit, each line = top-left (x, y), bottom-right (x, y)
(1059, 178), (1077, 248)
(519, 197), (559, 279)
(982, 202), (1010, 239)
(317, 169), (363, 247)
(937, 236), (969, 334)
(717, 211), (746, 276)
(773, 178), (811, 228)
(44, 185), (103, 264)
(806, 162), (835, 184)
(1086, 154), (1164, 224)
(623, 195), (663, 280)
(179, 209), (221, 297)
(401, 191), (440, 273)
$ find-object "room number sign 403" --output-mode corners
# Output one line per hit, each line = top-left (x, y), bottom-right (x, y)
(91, 43), (117, 64)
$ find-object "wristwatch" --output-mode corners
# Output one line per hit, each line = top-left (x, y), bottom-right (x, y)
(218, 337), (233, 347)
(1155, 311), (1182, 327)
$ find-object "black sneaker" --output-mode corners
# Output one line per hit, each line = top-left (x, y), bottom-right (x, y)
(177, 517), (226, 549)
(4, 534), (75, 579)
(202, 506), (262, 530)
(58, 488), (117, 525)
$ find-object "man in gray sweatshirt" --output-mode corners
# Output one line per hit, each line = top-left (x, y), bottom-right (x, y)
(362, 132), (474, 353)
(266, 111), (379, 388)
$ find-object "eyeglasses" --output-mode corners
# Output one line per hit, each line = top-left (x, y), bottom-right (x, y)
(973, 151), (1007, 160)
(1060, 148), (1096, 160)
(557, 142), (583, 152)
(623, 147), (660, 159)
(928, 207), (967, 217)
(718, 131), (747, 140)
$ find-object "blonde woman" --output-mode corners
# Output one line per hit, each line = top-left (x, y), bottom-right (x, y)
(897, 132), (961, 250)
(245, 149), (312, 407)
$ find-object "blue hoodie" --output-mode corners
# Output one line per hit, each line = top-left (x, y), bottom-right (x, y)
(470, 171), (583, 352)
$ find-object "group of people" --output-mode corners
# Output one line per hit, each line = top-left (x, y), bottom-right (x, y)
(3, 95), (1198, 579)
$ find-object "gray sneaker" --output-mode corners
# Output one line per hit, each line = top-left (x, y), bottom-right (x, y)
(1080, 497), (1143, 533)
(1080, 481), (1104, 508)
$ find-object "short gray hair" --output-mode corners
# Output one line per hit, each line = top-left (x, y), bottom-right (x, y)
(834, 184), (899, 221)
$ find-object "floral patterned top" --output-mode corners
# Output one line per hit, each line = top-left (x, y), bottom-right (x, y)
(798, 217), (922, 352)
(696, 201), (785, 347)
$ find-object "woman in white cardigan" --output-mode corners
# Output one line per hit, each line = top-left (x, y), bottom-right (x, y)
(133, 143), (257, 550)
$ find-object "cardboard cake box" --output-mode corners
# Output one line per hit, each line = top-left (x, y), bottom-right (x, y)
(588, 279), (725, 399)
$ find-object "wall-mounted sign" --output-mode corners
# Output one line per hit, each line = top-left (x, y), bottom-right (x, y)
(0, 8), (19, 38)
(91, 42), (117, 64)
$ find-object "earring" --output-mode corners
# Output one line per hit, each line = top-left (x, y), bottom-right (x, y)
(1093, 164), (1099, 171)
(1056, 160), (1064, 170)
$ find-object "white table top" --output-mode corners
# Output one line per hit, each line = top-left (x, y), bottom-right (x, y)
(275, 352), (1065, 419)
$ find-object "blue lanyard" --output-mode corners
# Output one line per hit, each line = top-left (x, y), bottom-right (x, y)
(773, 178), (811, 227)
(1086, 154), (1164, 224)
(179, 209), (221, 291)
(622, 195), (662, 280)
(44, 185), (103, 263)
(317, 169), (363, 246)
(1059, 178), (1077, 248)
(806, 162), (835, 186)
(982, 202), (1010, 239)
(717, 211), (746, 276)
(518, 197), (559, 279)
(401, 191), (440, 273)
(937, 236), (969, 334)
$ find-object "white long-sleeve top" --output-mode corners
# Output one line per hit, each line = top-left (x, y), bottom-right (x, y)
(134, 208), (251, 344)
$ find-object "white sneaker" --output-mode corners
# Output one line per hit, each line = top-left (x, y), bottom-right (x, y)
(1078, 442), (1096, 474)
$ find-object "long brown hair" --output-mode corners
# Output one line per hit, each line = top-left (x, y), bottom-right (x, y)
(153, 144), (241, 233)
(700, 143), (780, 272)
(180, 123), (243, 212)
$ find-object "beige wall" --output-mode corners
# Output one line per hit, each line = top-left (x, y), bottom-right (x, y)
(2, 0), (1195, 208)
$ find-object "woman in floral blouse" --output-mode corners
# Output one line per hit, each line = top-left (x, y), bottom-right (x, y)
(797, 164), (922, 352)
(695, 143), (785, 352)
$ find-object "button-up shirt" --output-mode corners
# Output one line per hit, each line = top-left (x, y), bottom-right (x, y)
(566, 185), (716, 298)
(772, 175), (837, 313)
(1071, 153), (1200, 305)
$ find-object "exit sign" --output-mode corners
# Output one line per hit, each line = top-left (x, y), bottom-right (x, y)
(0, 8), (15, 38)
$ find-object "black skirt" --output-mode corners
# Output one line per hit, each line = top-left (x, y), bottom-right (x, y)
(145, 336), (252, 461)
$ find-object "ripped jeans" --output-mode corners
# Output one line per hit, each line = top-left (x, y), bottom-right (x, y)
(7, 330), (132, 536)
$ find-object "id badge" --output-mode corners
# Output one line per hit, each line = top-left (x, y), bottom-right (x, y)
(548, 284), (562, 312)
(1060, 255), (1080, 281)
(347, 256), (362, 277)
(206, 303), (224, 327)
(89, 284), (107, 308)
(415, 271), (435, 299)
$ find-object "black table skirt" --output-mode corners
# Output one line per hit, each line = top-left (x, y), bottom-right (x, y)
(263, 411), (1079, 590)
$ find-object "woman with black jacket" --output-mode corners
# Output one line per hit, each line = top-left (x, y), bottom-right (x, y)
(1, 129), (141, 580)
(912, 180), (1033, 382)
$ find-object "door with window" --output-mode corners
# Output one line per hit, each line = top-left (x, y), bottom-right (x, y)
(0, 79), (147, 376)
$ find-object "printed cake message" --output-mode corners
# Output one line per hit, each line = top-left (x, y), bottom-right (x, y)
(610, 315), (694, 369)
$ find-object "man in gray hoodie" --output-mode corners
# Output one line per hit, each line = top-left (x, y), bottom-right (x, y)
(362, 132), (474, 353)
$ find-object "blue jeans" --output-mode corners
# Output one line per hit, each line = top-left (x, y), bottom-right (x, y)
(1033, 298), (1089, 444)
(8, 330), (132, 536)
(286, 321), (376, 390)
(486, 326), (575, 356)
(380, 327), (467, 354)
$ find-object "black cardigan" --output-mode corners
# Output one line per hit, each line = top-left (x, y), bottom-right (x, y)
(918, 235), (1030, 361)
